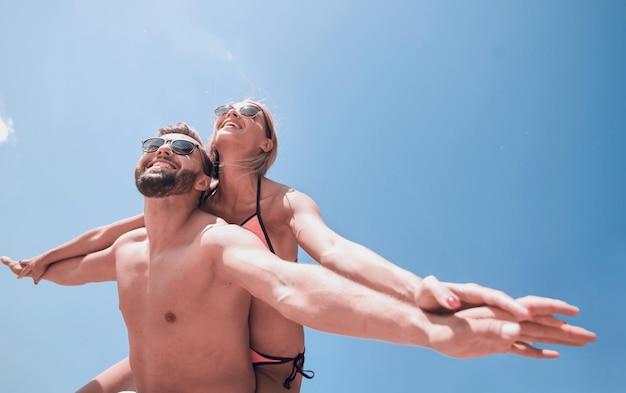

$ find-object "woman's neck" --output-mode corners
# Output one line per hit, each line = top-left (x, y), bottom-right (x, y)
(210, 162), (260, 211)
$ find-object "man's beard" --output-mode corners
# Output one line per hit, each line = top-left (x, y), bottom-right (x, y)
(135, 167), (199, 198)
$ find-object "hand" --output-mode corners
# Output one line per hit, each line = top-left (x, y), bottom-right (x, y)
(1, 256), (30, 279)
(443, 295), (597, 358)
(417, 275), (531, 320)
(426, 311), (523, 358)
(17, 255), (48, 284)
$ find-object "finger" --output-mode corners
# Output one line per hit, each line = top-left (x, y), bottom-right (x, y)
(519, 321), (597, 346)
(19, 269), (32, 279)
(454, 304), (513, 321)
(422, 275), (461, 310)
(531, 315), (567, 328)
(520, 324), (598, 346)
(455, 304), (576, 329)
(1, 256), (14, 266)
(18, 267), (30, 279)
(508, 341), (560, 359)
(516, 295), (580, 317)
(447, 283), (531, 320)
(1, 256), (24, 277)
(18, 261), (35, 279)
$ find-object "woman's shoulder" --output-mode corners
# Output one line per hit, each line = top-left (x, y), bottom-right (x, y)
(262, 177), (311, 201)
(262, 178), (315, 210)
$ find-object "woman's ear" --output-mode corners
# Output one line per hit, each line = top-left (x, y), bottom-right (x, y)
(260, 138), (274, 153)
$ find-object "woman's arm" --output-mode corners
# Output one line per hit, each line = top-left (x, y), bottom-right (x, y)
(19, 214), (144, 283)
(285, 189), (530, 319)
(2, 245), (117, 286)
(41, 245), (118, 285)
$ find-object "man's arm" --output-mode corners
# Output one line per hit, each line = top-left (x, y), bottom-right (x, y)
(207, 224), (596, 359)
(285, 190), (530, 318)
(209, 225), (432, 345)
(18, 214), (143, 283)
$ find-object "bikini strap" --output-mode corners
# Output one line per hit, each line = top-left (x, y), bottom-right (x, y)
(255, 176), (275, 254)
(283, 352), (315, 389)
(252, 349), (315, 389)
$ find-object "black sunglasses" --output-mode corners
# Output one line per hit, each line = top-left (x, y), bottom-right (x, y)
(214, 104), (272, 139)
(142, 137), (200, 156)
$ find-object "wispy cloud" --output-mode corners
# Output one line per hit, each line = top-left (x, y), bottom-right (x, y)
(0, 115), (15, 143)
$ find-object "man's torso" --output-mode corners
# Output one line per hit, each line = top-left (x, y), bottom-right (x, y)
(114, 214), (256, 393)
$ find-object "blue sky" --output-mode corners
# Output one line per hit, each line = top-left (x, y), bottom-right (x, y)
(1, 1), (624, 392)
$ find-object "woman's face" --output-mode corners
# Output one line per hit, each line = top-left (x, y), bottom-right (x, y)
(211, 101), (270, 150)
(208, 100), (277, 175)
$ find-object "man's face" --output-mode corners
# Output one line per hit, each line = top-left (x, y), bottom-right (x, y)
(135, 133), (203, 198)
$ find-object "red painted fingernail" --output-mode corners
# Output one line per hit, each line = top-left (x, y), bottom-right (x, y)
(447, 296), (461, 309)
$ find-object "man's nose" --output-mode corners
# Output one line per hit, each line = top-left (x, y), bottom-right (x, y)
(156, 141), (174, 155)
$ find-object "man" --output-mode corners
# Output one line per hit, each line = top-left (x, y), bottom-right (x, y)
(1, 124), (596, 393)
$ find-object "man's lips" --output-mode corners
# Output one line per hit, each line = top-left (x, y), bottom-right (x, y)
(147, 158), (177, 170)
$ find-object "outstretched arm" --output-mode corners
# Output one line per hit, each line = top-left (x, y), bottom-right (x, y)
(18, 214), (143, 283)
(42, 248), (117, 285)
(286, 190), (530, 318)
(3, 243), (117, 286)
(209, 225), (596, 359)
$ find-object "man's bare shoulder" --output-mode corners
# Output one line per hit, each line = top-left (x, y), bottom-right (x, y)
(200, 220), (261, 249)
(116, 227), (148, 244)
(200, 220), (246, 240)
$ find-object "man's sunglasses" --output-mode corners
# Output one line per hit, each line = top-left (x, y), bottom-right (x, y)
(142, 137), (200, 156)
(214, 104), (272, 139)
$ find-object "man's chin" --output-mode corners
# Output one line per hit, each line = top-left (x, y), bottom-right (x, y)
(134, 168), (198, 198)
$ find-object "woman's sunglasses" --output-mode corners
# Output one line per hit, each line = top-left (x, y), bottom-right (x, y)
(214, 104), (272, 139)
(142, 137), (200, 156)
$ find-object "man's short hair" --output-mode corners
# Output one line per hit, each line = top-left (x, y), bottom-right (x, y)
(157, 122), (203, 145)
(157, 123), (213, 177)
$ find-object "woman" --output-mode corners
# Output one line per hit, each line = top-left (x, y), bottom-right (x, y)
(17, 100), (585, 392)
